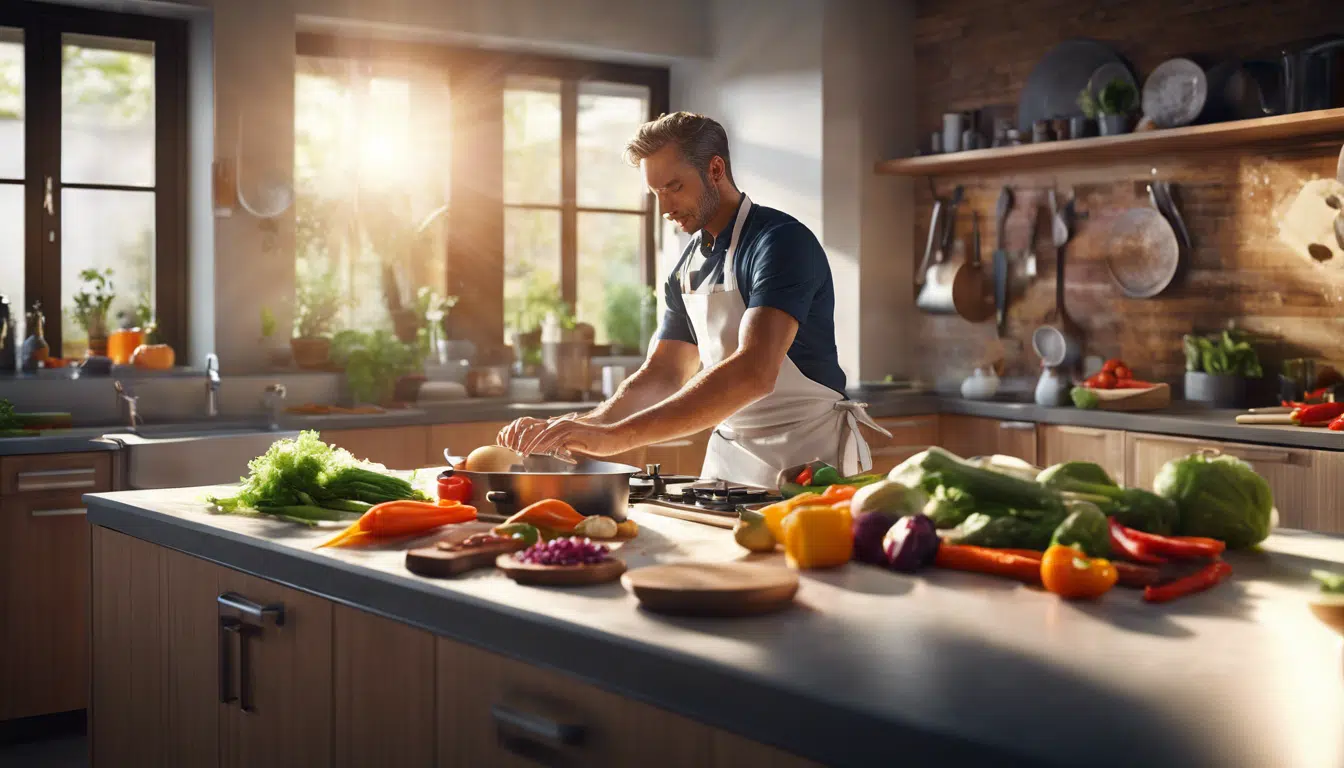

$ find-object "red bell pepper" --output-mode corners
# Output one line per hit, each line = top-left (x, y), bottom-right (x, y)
(796, 465), (814, 486)
(1110, 519), (1225, 559)
(437, 472), (474, 504)
(1143, 560), (1233, 603)
(1107, 518), (1167, 564)
(1330, 415), (1344, 431)
(1291, 402), (1344, 425)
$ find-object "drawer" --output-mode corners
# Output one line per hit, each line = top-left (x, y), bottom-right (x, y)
(1038, 425), (1126, 485)
(1, 452), (112, 496)
(863, 415), (939, 474)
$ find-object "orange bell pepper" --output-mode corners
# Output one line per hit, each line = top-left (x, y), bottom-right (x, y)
(1040, 544), (1118, 599)
(761, 492), (823, 541)
(781, 502), (853, 569)
(502, 498), (585, 533)
(820, 484), (857, 501)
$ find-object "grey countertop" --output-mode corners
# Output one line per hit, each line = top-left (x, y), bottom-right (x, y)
(85, 487), (1344, 768)
(9, 390), (1344, 457)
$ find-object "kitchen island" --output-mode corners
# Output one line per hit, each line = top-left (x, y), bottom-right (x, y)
(85, 487), (1344, 768)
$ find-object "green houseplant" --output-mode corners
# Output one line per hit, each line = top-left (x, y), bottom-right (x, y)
(603, 283), (657, 355)
(1097, 78), (1138, 136)
(329, 329), (423, 405)
(70, 267), (116, 356)
(292, 270), (343, 369)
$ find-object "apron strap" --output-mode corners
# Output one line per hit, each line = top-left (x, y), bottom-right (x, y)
(834, 401), (889, 475)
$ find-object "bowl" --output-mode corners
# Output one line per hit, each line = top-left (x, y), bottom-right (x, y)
(1309, 595), (1344, 637)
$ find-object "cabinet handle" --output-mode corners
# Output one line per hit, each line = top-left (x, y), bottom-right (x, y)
(1218, 447), (1300, 466)
(237, 626), (255, 713)
(871, 445), (930, 457)
(491, 703), (586, 747)
(219, 616), (240, 706)
(998, 421), (1036, 431)
(880, 418), (936, 430)
(217, 592), (285, 627)
(30, 507), (87, 518)
(16, 467), (97, 492)
(1056, 426), (1108, 438)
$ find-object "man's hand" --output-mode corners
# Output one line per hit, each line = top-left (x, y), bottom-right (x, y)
(497, 413), (580, 453)
(518, 419), (637, 459)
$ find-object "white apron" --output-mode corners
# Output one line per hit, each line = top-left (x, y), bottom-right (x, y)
(681, 195), (891, 489)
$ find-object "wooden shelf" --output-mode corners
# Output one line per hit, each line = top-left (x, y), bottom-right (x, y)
(875, 108), (1344, 177)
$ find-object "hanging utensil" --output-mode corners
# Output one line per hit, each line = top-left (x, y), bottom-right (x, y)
(916, 185), (964, 314)
(952, 210), (992, 322)
(915, 198), (945, 289)
(992, 187), (1014, 336)
(1032, 191), (1083, 370)
(1105, 185), (1180, 298)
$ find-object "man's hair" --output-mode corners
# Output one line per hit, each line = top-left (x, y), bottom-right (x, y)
(623, 111), (734, 185)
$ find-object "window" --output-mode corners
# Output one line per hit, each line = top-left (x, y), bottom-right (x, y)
(294, 54), (451, 334)
(503, 76), (657, 350)
(0, 2), (186, 358)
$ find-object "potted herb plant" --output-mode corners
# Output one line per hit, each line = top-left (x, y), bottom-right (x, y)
(506, 275), (573, 375)
(292, 270), (343, 369)
(603, 283), (657, 356)
(1182, 331), (1265, 408)
(329, 329), (423, 406)
(70, 267), (115, 357)
(1073, 88), (1099, 139)
(1097, 78), (1138, 136)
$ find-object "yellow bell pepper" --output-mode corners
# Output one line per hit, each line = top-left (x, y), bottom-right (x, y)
(781, 502), (853, 569)
(761, 492), (823, 541)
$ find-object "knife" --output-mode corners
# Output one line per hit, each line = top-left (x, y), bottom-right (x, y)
(992, 186), (1014, 335)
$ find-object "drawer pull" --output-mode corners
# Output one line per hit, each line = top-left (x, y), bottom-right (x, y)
(219, 617), (240, 706)
(871, 445), (931, 457)
(30, 508), (86, 518)
(880, 418), (936, 430)
(16, 467), (97, 492)
(1218, 447), (1299, 466)
(491, 703), (586, 747)
(998, 421), (1036, 431)
(1056, 426), (1108, 438)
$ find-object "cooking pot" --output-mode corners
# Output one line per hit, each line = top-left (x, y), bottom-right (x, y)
(443, 450), (637, 522)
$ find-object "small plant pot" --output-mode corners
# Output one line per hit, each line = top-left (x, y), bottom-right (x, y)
(86, 335), (109, 357)
(1098, 113), (1131, 136)
(1184, 372), (1249, 409)
(290, 336), (331, 370)
(1069, 116), (1096, 139)
(266, 343), (293, 369)
(391, 309), (420, 345)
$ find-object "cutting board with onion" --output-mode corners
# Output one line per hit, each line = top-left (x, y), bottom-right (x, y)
(1079, 383), (1172, 412)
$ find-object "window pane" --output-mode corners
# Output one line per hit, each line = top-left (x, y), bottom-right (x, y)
(0, 28), (23, 180)
(60, 189), (154, 353)
(577, 212), (646, 348)
(504, 77), (560, 206)
(0, 184), (22, 334)
(504, 207), (562, 336)
(578, 82), (649, 211)
(62, 34), (155, 188)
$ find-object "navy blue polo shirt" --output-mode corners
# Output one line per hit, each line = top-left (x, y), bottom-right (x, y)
(657, 197), (847, 396)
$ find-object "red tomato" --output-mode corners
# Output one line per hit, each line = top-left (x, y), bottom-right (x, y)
(1102, 359), (1125, 374)
(1094, 372), (1117, 390)
(1114, 364), (1133, 380)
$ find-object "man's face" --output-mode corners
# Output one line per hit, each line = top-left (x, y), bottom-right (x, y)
(640, 144), (720, 234)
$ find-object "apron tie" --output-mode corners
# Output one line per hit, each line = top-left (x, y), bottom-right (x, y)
(834, 401), (889, 475)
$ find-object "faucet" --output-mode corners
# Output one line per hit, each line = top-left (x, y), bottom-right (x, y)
(204, 353), (220, 418)
(113, 380), (141, 429)
(261, 383), (287, 430)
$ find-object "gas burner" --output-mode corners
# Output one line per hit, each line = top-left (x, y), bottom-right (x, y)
(630, 464), (783, 516)
(686, 481), (773, 510)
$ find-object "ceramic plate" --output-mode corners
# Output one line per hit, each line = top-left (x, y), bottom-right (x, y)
(1017, 39), (1129, 133)
(1142, 58), (1208, 128)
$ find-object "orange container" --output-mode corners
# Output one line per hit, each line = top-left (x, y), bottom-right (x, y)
(107, 328), (144, 365)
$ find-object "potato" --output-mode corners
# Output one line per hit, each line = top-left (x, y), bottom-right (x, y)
(464, 445), (521, 472)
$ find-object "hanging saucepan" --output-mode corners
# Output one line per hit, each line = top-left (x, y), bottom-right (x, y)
(1104, 186), (1181, 299)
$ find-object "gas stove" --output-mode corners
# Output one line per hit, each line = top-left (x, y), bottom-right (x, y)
(629, 464), (783, 520)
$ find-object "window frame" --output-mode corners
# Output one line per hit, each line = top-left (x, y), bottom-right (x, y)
(0, 0), (189, 357)
(295, 32), (669, 351)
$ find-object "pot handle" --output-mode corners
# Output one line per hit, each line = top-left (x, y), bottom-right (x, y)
(486, 490), (513, 504)
(442, 449), (466, 467)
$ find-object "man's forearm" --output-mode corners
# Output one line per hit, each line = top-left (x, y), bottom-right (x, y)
(577, 366), (683, 426)
(613, 353), (772, 445)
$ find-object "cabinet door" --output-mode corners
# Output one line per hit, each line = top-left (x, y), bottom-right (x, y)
(322, 426), (432, 469)
(646, 429), (713, 477)
(334, 605), (435, 768)
(0, 494), (91, 720)
(1038, 425), (1127, 484)
(863, 415), (939, 474)
(994, 420), (1039, 466)
(1125, 433), (1322, 532)
(219, 573), (333, 768)
(436, 637), (714, 767)
(937, 415), (999, 460)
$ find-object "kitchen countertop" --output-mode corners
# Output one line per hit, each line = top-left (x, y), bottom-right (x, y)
(8, 391), (1344, 456)
(85, 487), (1344, 768)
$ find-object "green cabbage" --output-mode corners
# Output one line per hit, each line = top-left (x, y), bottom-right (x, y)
(1152, 452), (1274, 549)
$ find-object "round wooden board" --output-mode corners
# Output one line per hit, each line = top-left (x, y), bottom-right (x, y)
(495, 554), (627, 587)
(621, 562), (800, 617)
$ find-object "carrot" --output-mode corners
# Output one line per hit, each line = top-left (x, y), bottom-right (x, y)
(503, 499), (584, 533)
(995, 548), (1046, 560)
(318, 500), (476, 548)
(934, 544), (1043, 584)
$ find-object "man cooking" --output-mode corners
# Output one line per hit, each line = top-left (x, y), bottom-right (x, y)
(498, 111), (887, 489)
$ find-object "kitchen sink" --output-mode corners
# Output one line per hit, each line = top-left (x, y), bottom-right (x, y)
(99, 421), (299, 490)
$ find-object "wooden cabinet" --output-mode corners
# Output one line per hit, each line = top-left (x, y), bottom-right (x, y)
(939, 415), (1038, 465)
(862, 415), (940, 474)
(0, 451), (110, 722)
(1124, 432), (1343, 533)
(1038, 425), (1127, 484)
(333, 605), (435, 768)
(645, 429), (713, 477)
(322, 426), (432, 469)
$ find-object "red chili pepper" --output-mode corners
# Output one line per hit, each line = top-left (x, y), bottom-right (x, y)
(1143, 560), (1233, 603)
(1113, 561), (1162, 589)
(1292, 402), (1344, 425)
(1330, 415), (1344, 432)
(437, 472), (474, 504)
(1111, 379), (1160, 389)
(1107, 518), (1167, 564)
(796, 466), (814, 486)
(1111, 519), (1225, 558)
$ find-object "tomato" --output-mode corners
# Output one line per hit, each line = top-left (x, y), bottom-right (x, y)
(1093, 372), (1117, 390)
(1101, 359), (1125, 374)
(1113, 364), (1132, 381)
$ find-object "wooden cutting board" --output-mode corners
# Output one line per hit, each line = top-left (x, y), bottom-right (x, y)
(495, 554), (627, 586)
(1083, 383), (1171, 411)
(405, 522), (526, 578)
(621, 562), (799, 617)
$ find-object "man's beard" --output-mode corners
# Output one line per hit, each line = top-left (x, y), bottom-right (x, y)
(681, 181), (721, 234)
